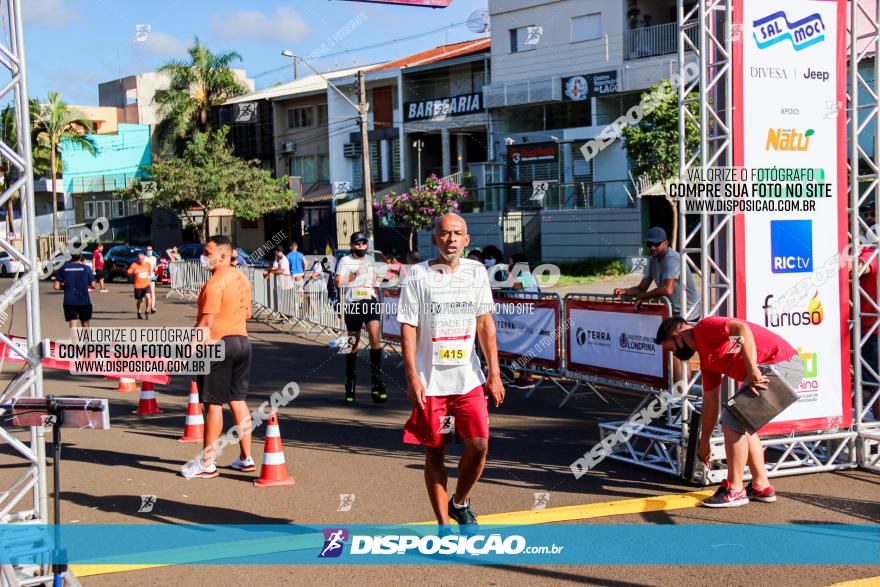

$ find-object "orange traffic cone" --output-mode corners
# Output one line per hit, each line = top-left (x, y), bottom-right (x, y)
(116, 377), (138, 393)
(254, 414), (295, 487)
(132, 381), (163, 415)
(178, 381), (204, 443)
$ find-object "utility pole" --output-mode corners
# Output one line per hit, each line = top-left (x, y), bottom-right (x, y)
(358, 70), (374, 249)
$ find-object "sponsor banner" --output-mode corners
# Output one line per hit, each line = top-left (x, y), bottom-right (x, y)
(508, 142), (558, 166)
(0, 524), (873, 565)
(493, 296), (560, 369)
(561, 71), (620, 101)
(380, 289), (402, 342)
(403, 92), (483, 122)
(733, 0), (850, 434)
(565, 299), (668, 388)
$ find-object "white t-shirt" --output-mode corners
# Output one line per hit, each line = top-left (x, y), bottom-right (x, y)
(397, 258), (495, 397)
(272, 256), (291, 275)
(145, 254), (157, 281)
(336, 254), (377, 303)
(304, 261), (327, 293)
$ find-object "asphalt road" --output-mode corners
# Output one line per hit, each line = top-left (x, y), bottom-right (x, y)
(0, 278), (876, 586)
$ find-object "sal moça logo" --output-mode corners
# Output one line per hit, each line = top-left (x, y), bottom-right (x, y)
(753, 11), (826, 52)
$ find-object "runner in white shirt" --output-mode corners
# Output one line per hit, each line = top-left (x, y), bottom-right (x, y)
(145, 245), (158, 313)
(398, 213), (505, 530)
(335, 232), (386, 404)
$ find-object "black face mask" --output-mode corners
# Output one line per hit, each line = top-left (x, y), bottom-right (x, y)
(352, 247), (366, 258)
(673, 340), (696, 361)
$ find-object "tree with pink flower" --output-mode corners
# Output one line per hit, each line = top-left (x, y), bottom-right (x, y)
(372, 174), (467, 250)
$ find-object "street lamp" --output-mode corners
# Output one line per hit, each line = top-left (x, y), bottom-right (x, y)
(280, 49), (298, 80)
(413, 139), (424, 186)
(281, 50), (375, 249)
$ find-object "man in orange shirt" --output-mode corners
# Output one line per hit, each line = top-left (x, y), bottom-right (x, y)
(127, 250), (153, 320)
(183, 235), (254, 479)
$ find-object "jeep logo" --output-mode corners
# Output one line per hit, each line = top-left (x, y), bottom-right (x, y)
(803, 68), (829, 82)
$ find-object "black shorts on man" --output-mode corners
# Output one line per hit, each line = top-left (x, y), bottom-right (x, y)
(343, 298), (381, 331)
(134, 287), (148, 300)
(63, 304), (93, 323)
(196, 335), (251, 404)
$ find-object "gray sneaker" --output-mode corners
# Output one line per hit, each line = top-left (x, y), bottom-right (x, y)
(181, 459), (218, 479)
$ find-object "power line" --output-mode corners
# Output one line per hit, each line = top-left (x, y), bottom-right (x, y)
(251, 18), (472, 80)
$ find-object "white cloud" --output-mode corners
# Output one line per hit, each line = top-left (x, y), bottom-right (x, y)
(24, 0), (78, 28)
(209, 7), (310, 44)
(134, 31), (189, 58)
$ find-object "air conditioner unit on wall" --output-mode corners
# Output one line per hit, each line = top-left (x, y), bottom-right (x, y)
(343, 143), (358, 158)
(281, 141), (296, 154)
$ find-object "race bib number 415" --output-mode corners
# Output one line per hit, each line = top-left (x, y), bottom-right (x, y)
(432, 340), (471, 366)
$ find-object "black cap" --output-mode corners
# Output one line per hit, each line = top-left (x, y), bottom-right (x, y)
(350, 232), (367, 244)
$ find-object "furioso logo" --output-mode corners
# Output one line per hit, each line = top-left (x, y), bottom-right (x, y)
(763, 292), (823, 328)
(752, 11), (825, 51)
(319, 528), (349, 558)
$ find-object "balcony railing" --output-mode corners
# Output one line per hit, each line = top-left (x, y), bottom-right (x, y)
(624, 20), (699, 60)
(66, 173), (140, 194)
(462, 180), (635, 212)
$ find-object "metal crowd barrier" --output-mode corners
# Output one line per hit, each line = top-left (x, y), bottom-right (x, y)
(170, 260), (875, 483)
(167, 260), (210, 300)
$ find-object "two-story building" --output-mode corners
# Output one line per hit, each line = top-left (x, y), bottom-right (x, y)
(327, 39), (492, 256)
(481, 0), (695, 261)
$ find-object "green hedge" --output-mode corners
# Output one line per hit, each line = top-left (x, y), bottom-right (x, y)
(551, 258), (629, 277)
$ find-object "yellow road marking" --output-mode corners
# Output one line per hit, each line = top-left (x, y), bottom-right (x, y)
(71, 488), (715, 578)
(415, 489), (715, 526)
(829, 578), (880, 587)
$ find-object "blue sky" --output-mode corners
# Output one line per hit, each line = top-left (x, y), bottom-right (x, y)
(23, 0), (488, 105)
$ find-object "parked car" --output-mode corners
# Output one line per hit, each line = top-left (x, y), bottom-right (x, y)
(104, 245), (145, 282)
(0, 252), (22, 277)
(178, 243), (271, 269)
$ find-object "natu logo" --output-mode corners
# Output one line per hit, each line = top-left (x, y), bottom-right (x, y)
(765, 128), (814, 152)
(753, 11), (826, 52)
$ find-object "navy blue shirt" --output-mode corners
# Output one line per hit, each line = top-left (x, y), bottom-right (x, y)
(58, 262), (94, 306)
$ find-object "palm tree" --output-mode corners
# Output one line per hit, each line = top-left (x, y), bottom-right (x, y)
(32, 91), (97, 249)
(0, 101), (44, 237)
(0, 105), (19, 235)
(154, 37), (247, 156)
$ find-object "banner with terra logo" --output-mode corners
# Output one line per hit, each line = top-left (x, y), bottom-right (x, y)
(733, 0), (850, 434)
(565, 299), (668, 388)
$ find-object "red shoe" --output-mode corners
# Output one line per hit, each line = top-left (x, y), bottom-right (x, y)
(702, 479), (749, 508)
(746, 482), (777, 503)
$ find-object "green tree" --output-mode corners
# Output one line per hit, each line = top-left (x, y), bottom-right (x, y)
(32, 92), (97, 248)
(154, 37), (247, 156)
(119, 127), (290, 242)
(621, 81), (699, 248)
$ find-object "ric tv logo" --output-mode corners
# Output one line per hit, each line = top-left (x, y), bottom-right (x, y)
(770, 219), (813, 274)
(765, 128), (814, 152)
(763, 292), (823, 328)
(752, 11), (826, 51)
